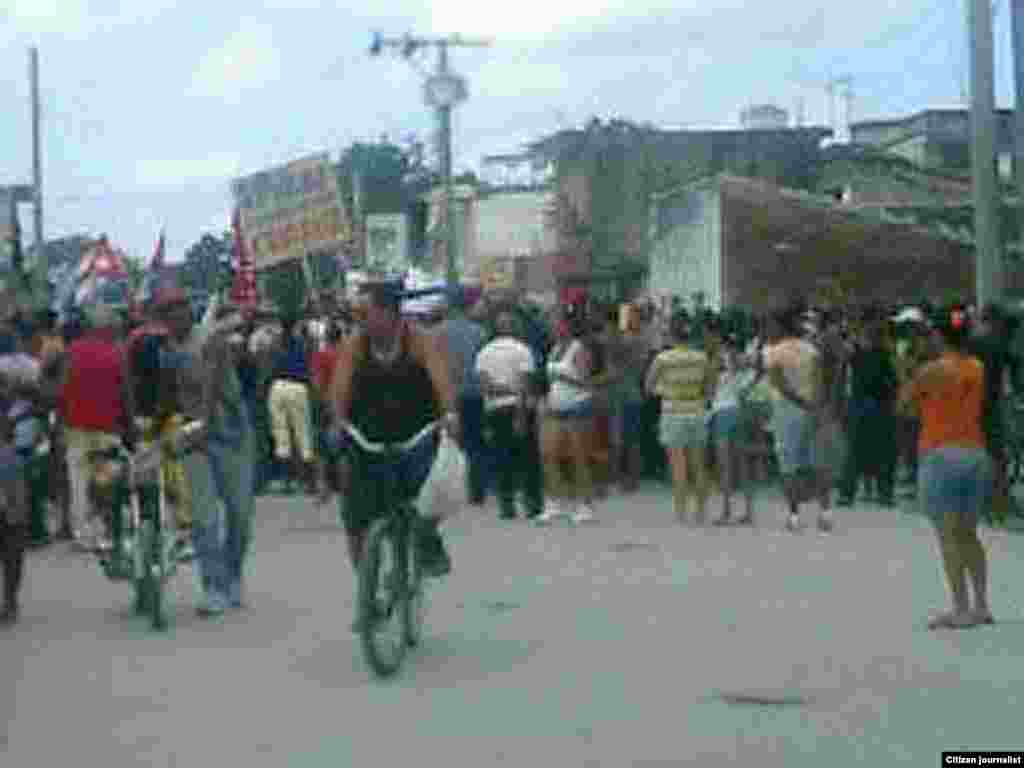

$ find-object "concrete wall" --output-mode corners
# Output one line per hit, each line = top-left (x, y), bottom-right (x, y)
(646, 186), (722, 309)
(718, 177), (979, 310)
(474, 190), (556, 262)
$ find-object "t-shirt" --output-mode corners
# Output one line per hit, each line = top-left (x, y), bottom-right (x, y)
(311, 345), (339, 396)
(712, 368), (758, 412)
(848, 347), (898, 403)
(476, 337), (535, 410)
(62, 333), (126, 433)
(274, 335), (309, 382)
(763, 338), (819, 402)
(442, 315), (487, 396)
(606, 332), (650, 401)
(904, 352), (985, 454)
(650, 345), (710, 416)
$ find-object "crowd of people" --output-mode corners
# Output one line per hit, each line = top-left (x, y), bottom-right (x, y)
(0, 277), (1019, 631)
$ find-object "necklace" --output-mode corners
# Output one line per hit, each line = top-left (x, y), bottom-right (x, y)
(370, 335), (401, 364)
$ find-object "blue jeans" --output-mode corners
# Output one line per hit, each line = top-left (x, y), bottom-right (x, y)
(459, 392), (491, 501)
(208, 438), (255, 603)
(183, 452), (228, 604)
(185, 437), (255, 607)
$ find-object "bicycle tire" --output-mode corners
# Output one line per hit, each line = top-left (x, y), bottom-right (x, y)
(132, 521), (149, 615)
(147, 522), (166, 631)
(402, 517), (426, 648)
(358, 518), (407, 677)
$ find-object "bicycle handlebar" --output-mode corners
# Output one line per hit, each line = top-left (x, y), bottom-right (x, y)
(337, 420), (440, 455)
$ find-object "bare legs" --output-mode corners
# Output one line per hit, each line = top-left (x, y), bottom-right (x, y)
(668, 446), (709, 525)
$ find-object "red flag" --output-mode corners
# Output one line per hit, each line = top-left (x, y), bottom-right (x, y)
(135, 228), (166, 307)
(230, 208), (257, 309)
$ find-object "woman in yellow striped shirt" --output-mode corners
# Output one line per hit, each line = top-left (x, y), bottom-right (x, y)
(645, 313), (718, 525)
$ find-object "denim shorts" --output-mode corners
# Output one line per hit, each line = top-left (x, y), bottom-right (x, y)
(342, 433), (439, 536)
(709, 406), (743, 444)
(771, 399), (817, 475)
(659, 412), (708, 450)
(548, 400), (595, 431)
(919, 447), (992, 528)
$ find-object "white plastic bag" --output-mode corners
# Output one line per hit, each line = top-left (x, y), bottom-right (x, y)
(417, 431), (468, 521)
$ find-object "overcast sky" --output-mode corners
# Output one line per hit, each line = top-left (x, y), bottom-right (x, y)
(0, 0), (1017, 262)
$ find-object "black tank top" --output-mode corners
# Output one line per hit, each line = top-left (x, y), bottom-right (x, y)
(349, 328), (440, 443)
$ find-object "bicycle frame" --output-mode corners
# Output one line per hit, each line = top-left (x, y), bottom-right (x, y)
(341, 420), (440, 676)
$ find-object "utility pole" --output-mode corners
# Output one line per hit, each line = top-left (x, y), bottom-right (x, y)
(29, 47), (46, 307)
(1012, 0), (1024, 265)
(369, 32), (491, 286)
(969, 0), (1002, 306)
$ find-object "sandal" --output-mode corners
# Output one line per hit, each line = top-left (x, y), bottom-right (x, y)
(927, 611), (976, 630)
(973, 610), (995, 626)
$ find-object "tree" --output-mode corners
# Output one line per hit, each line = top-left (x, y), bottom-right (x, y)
(337, 140), (429, 218)
(182, 232), (232, 296)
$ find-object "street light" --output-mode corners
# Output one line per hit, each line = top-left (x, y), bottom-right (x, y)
(368, 33), (490, 288)
(425, 70), (468, 287)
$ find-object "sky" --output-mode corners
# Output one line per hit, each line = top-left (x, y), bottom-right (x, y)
(0, 0), (1018, 263)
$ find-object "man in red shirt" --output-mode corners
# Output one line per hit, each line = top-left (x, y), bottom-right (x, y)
(60, 304), (133, 550)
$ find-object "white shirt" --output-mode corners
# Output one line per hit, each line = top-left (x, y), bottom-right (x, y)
(547, 340), (591, 411)
(475, 337), (535, 411)
(712, 368), (758, 412)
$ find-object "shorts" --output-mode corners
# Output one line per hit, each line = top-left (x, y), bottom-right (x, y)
(547, 400), (595, 432)
(919, 447), (992, 528)
(340, 433), (438, 537)
(709, 406), (743, 444)
(771, 399), (820, 476)
(659, 412), (708, 450)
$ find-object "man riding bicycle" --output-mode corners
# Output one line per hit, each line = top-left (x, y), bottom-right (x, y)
(329, 282), (459, 619)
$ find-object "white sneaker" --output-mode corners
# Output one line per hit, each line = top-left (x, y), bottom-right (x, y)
(535, 504), (568, 526)
(785, 514), (801, 532)
(572, 504), (596, 525)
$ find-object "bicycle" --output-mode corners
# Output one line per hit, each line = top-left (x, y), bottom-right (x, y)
(88, 423), (201, 631)
(338, 420), (440, 678)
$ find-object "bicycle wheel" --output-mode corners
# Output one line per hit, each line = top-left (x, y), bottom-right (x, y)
(403, 516), (427, 648)
(358, 518), (407, 677)
(131, 520), (150, 615)
(146, 521), (167, 631)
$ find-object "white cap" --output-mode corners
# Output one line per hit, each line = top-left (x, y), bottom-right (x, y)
(892, 307), (925, 324)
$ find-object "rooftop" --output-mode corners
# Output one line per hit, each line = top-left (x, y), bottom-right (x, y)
(851, 106), (1014, 130)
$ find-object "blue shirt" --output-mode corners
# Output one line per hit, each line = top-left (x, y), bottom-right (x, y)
(274, 336), (309, 382)
(443, 314), (487, 396)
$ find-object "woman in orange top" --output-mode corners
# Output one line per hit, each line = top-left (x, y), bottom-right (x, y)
(899, 307), (993, 630)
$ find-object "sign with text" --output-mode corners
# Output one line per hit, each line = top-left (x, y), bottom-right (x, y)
(364, 213), (408, 275)
(231, 152), (350, 270)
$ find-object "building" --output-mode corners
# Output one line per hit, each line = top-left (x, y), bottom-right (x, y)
(472, 188), (559, 293)
(647, 174), (1024, 312)
(850, 108), (1015, 179)
(740, 105), (789, 131)
(526, 119), (833, 301)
